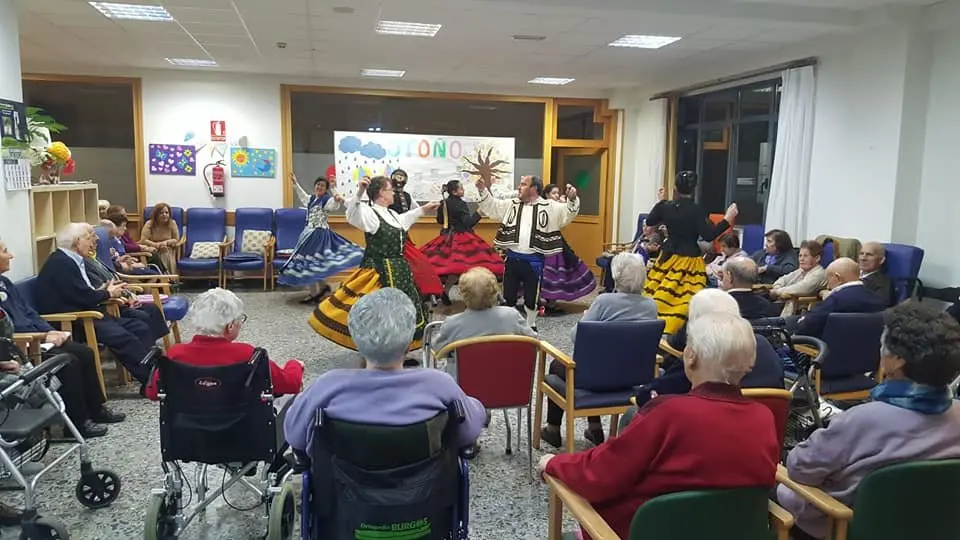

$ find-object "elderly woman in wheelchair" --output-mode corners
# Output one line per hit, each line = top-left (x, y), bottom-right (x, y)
(284, 288), (486, 539)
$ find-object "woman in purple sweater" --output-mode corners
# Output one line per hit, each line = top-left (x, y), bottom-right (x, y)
(283, 287), (487, 453)
(778, 303), (960, 539)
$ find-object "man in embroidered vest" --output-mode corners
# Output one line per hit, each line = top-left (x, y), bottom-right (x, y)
(468, 152), (579, 330)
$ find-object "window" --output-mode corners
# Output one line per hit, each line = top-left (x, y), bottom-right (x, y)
(289, 92), (545, 212)
(674, 79), (781, 225)
(22, 79), (139, 211)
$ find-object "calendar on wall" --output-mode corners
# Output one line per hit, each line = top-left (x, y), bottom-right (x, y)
(2, 147), (32, 191)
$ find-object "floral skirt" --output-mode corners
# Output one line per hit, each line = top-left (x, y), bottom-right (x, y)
(643, 254), (707, 334)
(277, 227), (363, 287)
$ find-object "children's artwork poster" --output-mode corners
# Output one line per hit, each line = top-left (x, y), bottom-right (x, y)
(333, 131), (516, 201)
(149, 144), (197, 175)
(0, 99), (28, 143)
(230, 147), (276, 178)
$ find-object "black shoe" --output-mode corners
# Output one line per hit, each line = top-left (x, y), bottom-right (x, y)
(299, 293), (320, 304)
(90, 407), (126, 424)
(540, 426), (562, 449)
(462, 444), (480, 460)
(403, 358), (421, 368)
(531, 326), (538, 333)
(584, 427), (605, 446)
(80, 420), (108, 438)
(440, 292), (452, 306)
(0, 503), (22, 527)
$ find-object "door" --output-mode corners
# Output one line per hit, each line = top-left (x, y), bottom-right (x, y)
(551, 147), (608, 273)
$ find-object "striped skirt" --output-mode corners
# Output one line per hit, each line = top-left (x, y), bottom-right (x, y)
(643, 254), (707, 334)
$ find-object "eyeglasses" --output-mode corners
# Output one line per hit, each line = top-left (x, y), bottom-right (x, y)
(236, 314), (248, 325)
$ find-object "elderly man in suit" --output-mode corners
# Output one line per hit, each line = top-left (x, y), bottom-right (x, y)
(719, 256), (777, 320)
(794, 257), (887, 338)
(35, 223), (154, 384)
(859, 242), (895, 307)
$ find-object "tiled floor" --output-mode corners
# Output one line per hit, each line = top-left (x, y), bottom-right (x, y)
(1, 285), (602, 539)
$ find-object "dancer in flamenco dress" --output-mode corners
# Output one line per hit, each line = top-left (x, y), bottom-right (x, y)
(538, 183), (597, 311)
(420, 179), (505, 304)
(387, 168), (445, 298)
(278, 169), (364, 303)
(310, 175), (440, 350)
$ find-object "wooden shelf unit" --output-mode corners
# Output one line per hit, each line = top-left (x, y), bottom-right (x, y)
(29, 184), (100, 272)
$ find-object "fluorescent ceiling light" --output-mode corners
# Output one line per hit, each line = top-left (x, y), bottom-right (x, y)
(166, 58), (218, 67)
(528, 77), (575, 86)
(376, 20), (441, 37)
(89, 2), (173, 22)
(609, 34), (681, 49)
(361, 68), (405, 78)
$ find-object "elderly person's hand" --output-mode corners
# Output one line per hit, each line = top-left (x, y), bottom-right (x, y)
(0, 361), (20, 374)
(44, 331), (69, 347)
(537, 454), (555, 480)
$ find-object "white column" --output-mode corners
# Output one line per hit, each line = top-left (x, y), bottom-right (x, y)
(0, 0), (33, 279)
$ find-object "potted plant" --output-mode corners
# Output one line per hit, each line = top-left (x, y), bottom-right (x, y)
(0, 107), (72, 184)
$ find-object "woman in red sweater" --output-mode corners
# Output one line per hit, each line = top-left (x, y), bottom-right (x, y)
(538, 311), (779, 539)
(145, 288), (303, 399)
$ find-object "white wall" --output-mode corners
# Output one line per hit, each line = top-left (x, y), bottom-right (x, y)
(141, 71), (284, 211)
(0, 0), (32, 280)
(916, 28), (960, 287)
(69, 147), (138, 210)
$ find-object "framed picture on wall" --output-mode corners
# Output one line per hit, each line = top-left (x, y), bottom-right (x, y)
(0, 98), (28, 143)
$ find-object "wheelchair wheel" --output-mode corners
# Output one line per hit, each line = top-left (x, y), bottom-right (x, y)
(266, 484), (296, 540)
(75, 468), (121, 509)
(144, 492), (178, 540)
(19, 516), (70, 539)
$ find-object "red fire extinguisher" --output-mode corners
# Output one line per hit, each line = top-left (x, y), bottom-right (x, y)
(203, 161), (226, 198)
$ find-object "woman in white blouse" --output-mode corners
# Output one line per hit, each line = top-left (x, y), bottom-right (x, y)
(308, 175), (439, 351)
(770, 240), (828, 316)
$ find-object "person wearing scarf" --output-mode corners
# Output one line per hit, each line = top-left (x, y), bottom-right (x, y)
(777, 302), (960, 540)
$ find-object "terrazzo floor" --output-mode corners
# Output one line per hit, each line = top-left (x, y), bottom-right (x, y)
(1, 283), (605, 540)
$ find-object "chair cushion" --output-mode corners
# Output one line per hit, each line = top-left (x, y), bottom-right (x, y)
(820, 374), (878, 395)
(545, 374), (636, 410)
(241, 229), (272, 254)
(190, 241), (221, 259)
(223, 257), (265, 271)
(177, 258), (220, 272)
(596, 256), (611, 269)
(162, 296), (189, 321)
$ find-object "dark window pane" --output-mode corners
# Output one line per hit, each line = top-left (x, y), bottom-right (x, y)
(703, 90), (736, 123)
(740, 84), (774, 118)
(677, 128), (698, 173)
(679, 97), (701, 127)
(731, 122), (772, 225)
(556, 105), (602, 140)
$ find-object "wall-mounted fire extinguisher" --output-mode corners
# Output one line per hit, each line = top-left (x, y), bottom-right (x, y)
(203, 160), (226, 198)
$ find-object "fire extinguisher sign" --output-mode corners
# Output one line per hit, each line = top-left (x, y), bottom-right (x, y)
(210, 120), (226, 142)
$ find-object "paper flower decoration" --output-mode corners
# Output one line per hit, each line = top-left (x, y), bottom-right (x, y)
(46, 141), (71, 164)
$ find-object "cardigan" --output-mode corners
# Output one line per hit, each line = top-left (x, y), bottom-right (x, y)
(773, 266), (827, 297)
(477, 191), (578, 255)
(545, 383), (779, 540)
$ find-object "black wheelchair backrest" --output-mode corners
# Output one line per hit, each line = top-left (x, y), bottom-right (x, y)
(157, 347), (277, 465)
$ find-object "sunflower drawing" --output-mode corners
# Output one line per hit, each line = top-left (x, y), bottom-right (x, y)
(232, 149), (249, 168)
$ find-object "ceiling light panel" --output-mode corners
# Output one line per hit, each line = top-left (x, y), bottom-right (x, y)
(375, 20), (441, 37)
(89, 2), (173, 22)
(528, 77), (574, 86)
(361, 68), (406, 78)
(608, 34), (682, 49)
(166, 58), (218, 67)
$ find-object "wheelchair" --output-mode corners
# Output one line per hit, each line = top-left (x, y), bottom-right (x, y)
(143, 347), (296, 540)
(751, 319), (829, 450)
(0, 348), (121, 539)
(297, 401), (470, 540)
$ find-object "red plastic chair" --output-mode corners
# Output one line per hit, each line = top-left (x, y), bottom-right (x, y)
(434, 335), (540, 477)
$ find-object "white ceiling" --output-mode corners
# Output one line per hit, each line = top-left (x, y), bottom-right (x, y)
(16, 0), (945, 93)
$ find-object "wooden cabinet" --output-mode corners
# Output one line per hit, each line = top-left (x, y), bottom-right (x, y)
(29, 184), (100, 271)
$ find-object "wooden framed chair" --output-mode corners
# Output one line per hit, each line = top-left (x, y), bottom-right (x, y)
(272, 207), (307, 290)
(434, 335), (540, 477)
(533, 320), (665, 453)
(546, 474), (794, 540)
(776, 459), (960, 540)
(223, 207), (275, 291)
(791, 312), (884, 401)
(741, 388), (792, 454)
(176, 208), (229, 287)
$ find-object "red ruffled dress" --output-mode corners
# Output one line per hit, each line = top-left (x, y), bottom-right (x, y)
(420, 195), (504, 277)
(390, 192), (444, 296)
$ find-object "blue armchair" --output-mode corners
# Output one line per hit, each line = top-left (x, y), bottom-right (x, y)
(821, 239), (836, 267)
(533, 320), (665, 453)
(143, 206), (184, 231)
(222, 207), (275, 291)
(272, 208), (307, 290)
(176, 208), (228, 287)
(740, 224), (765, 256)
(791, 312), (885, 401)
(882, 243), (924, 304)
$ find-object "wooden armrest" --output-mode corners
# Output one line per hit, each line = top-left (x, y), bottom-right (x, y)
(545, 475), (620, 540)
(768, 500), (795, 532)
(776, 464), (853, 520)
(176, 236), (186, 246)
(13, 332), (48, 340)
(119, 272), (177, 282)
(796, 296), (819, 304)
(39, 313), (78, 322)
(126, 285), (143, 293)
(540, 340), (575, 368)
(753, 284), (773, 290)
(126, 251), (152, 258)
(104, 298), (126, 306)
(629, 396), (637, 406)
(659, 337), (682, 358)
(794, 344), (819, 357)
(132, 282), (171, 291)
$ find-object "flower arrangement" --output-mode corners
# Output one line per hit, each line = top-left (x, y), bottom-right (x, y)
(37, 140), (76, 184)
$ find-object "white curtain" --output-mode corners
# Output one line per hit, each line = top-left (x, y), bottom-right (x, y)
(766, 65), (816, 240)
(623, 99), (666, 240)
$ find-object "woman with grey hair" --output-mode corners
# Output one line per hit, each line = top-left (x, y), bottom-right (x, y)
(541, 252), (660, 448)
(538, 311), (779, 540)
(143, 288), (304, 399)
(284, 288), (487, 453)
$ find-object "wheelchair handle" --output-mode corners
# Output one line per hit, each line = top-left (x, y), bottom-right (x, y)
(791, 335), (829, 364)
(0, 353), (72, 400)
